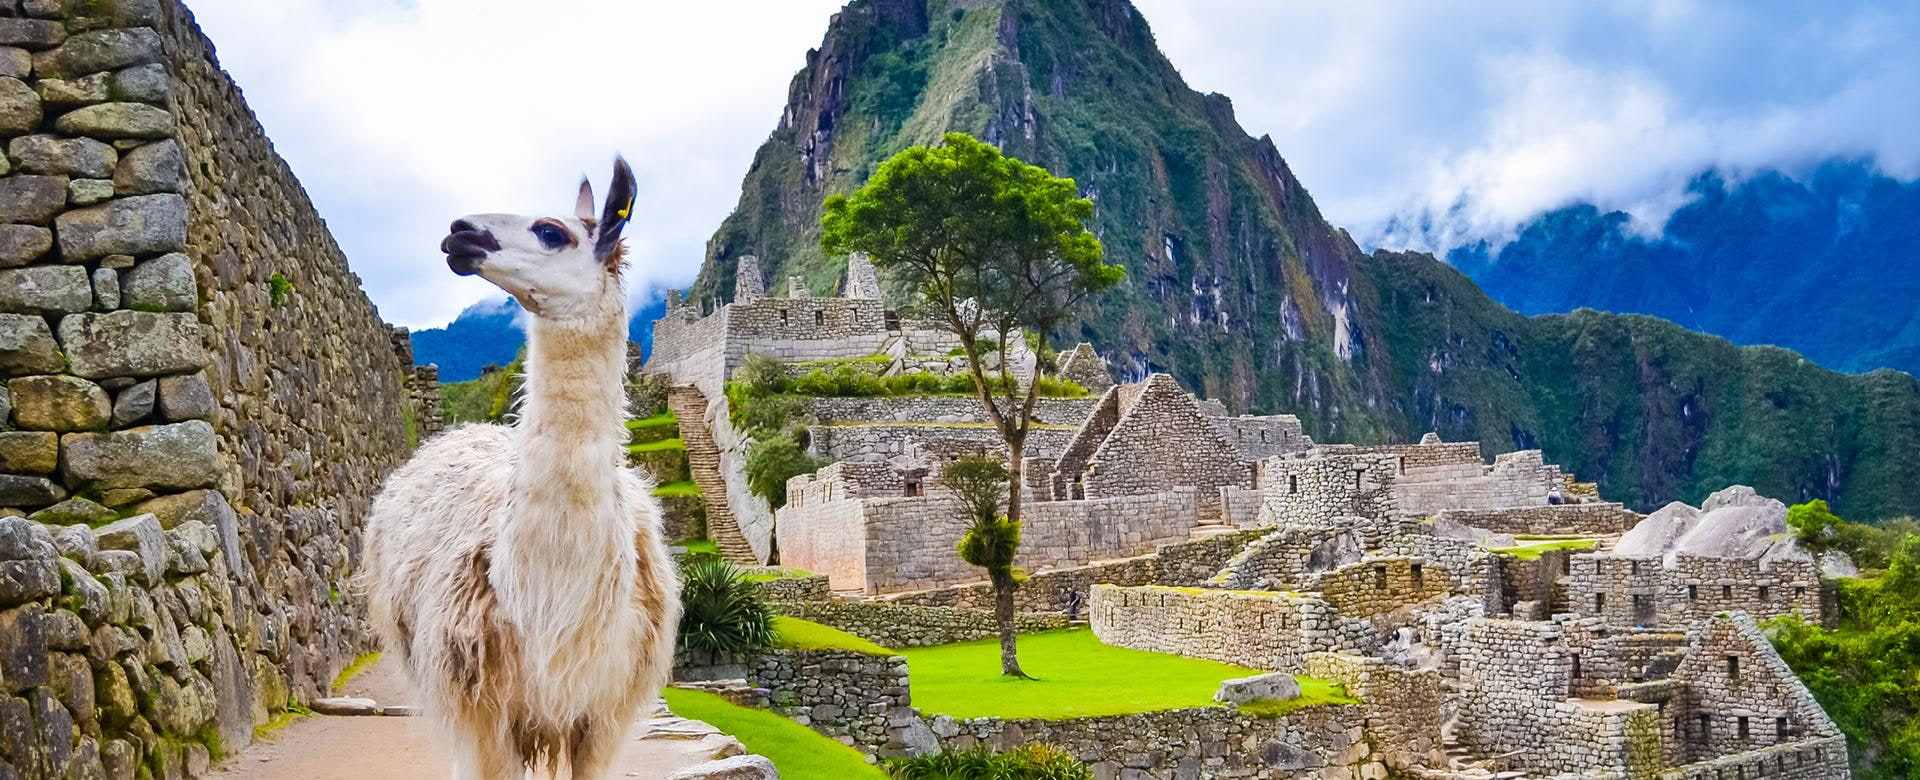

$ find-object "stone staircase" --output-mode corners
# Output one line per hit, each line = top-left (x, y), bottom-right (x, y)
(667, 385), (759, 565)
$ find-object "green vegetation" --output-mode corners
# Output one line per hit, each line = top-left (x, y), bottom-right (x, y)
(662, 688), (887, 780)
(943, 456), (1028, 677)
(1771, 501), (1920, 778)
(1488, 538), (1599, 560)
(771, 616), (893, 655)
(743, 566), (816, 582)
(678, 559), (773, 659)
(268, 273), (293, 307)
(676, 538), (720, 558)
(330, 652), (381, 693)
(652, 480), (700, 498)
(1236, 676), (1360, 718)
(902, 629), (1258, 719)
(744, 434), (819, 509)
(884, 744), (1092, 780)
(440, 355), (524, 425)
(627, 437), (686, 454)
(627, 410), (679, 430)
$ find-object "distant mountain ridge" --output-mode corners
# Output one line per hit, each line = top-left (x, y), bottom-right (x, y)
(1449, 159), (1920, 377)
(410, 295), (667, 382)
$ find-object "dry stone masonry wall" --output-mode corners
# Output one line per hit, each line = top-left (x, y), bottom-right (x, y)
(0, 1), (419, 776)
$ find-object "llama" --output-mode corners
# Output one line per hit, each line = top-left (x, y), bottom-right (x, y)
(364, 157), (680, 779)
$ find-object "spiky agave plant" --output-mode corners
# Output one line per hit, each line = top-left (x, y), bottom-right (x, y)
(883, 744), (1092, 780)
(676, 559), (774, 660)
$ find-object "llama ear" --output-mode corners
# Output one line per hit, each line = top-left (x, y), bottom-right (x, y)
(594, 155), (635, 264)
(575, 176), (595, 221)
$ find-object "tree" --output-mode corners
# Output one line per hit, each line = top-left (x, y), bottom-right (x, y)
(941, 456), (1026, 676)
(823, 132), (1123, 675)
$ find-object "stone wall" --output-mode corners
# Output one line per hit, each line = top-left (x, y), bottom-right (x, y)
(1251, 452), (1399, 527)
(744, 571), (830, 602)
(1565, 553), (1831, 630)
(1314, 557), (1452, 620)
(1074, 375), (1249, 520)
(805, 396), (1095, 427)
(1208, 414), (1314, 462)
(1089, 584), (1375, 672)
(1390, 450), (1563, 518)
(1304, 652), (1444, 770)
(387, 328), (442, 443)
(878, 527), (1268, 614)
(0, 1), (419, 775)
(1667, 615), (1842, 766)
(1434, 502), (1638, 536)
(808, 423), (1074, 464)
(749, 649), (913, 753)
(767, 599), (1067, 647)
(1449, 618), (1664, 776)
(1655, 737), (1850, 779)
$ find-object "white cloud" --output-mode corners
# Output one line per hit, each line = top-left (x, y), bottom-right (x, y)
(185, 0), (845, 328)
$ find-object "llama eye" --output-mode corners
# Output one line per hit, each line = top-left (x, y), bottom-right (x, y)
(531, 223), (569, 249)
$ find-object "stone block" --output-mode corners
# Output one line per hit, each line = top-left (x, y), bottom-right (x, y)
(29, 27), (159, 79)
(0, 559), (57, 605)
(7, 375), (109, 431)
(8, 135), (115, 177)
(0, 19), (64, 49)
(119, 252), (193, 312)
(89, 266), (118, 311)
(108, 378), (151, 427)
(68, 178), (113, 206)
(53, 101), (172, 139)
(131, 489), (227, 530)
(53, 193), (187, 260)
(35, 71), (107, 106)
(55, 310), (205, 378)
(107, 63), (168, 105)
(1215, 671), (1302, 704)
(0, 266), (91, 315)
(0, 225), (52, 268)
(0, 606), (48, 693)
(91, 514), (163, 586)
(0, 48), (29, 79)
(26, 496), (113, 526)
(0, 314), (61, 376)
(666, 755), (778, 780)
(0, 431), (57, 473)
(155, 371), (211, 421)
(24, 0), (161, 29)
(61, 420), (219, 491)
(0, 174), (70, 224)
(0, 77), (39, 135)
(111, 137), (179, 195)
(0, 474), (63, 506)
(310, 697), (377, 716)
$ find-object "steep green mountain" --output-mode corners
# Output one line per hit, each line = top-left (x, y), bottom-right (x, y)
(689, 0), (1920, 520)
(1449, 161), (1920, 377)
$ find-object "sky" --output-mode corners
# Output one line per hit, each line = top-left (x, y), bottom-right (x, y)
(185, 0), (1920, 329)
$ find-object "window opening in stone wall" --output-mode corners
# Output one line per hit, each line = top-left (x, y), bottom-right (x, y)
(1594, 593), (1606, 613)
(1796, 585), (1806, 598)
(1775, 716), (1787, 743)
(1374, 565), (1388, 588)
(904, 479), (922, 497)
(1726, 655), (1739, 678)
(1738, 716), (1749, 740)
(1289, 475), (1298, 494)
(779, 309), (789, 325)
(1411, 564), (1424, 588)
(1570, 653), (1581, 682)
(1562, 555), (1572, 575)
(1758, 585), (1768, 602)
(1722, 584), (1732, 600)
(1689, 585), (1698, 601)
(1696, 714), (1711, 743)
(1353, 471), (1362, 491)
(884, 310), (901, 330)
(1633, 594), (1654, 626)
(1631, 560), (1641, 575)
(814, 310), (824, 326)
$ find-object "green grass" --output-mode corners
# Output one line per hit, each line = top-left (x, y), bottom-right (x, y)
(662, 688), (886, 780)
(1236, 676), (1360, 718)
(744, 566), (816, 582)
(675, 538), (719, 557)
(330, 652), (380, 693)
(771, 616), (892, 655)
(627, 437), (686, 454)
(626, 411), (679, 430)
(902, 628), (1259, 719)
(1488, 538), (1599, 560)
(652, 480), (700, 498)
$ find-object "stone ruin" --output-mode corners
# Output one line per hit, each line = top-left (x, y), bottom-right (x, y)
(0, 1), (441, 777)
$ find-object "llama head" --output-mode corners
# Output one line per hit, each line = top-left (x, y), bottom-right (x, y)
(441, 156), (636, 320)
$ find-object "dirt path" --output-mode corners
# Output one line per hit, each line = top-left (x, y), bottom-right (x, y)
(213, 659), (742, 779)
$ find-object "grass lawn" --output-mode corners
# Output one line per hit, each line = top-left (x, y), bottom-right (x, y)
(771, 616), (893, 655)
(902, 628), (1259, 719)
(628, 437), (686, 453)
(662, 688), (885, 780)
(744, 566), (816, 582)
(1489, 538), (1599, 560)
(1236, 676), (1360, 718)
(626, 411), (679, 430)
(652, 480), (700, 498)
(675, 538), (719, 557)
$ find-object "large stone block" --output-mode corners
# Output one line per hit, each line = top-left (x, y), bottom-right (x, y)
(0, 474), (63, 506)
(26, 496), (112, 526)
(108, 378), (152, 427)
(0, 314), (62, 376)
(0, 606), (48, 693)
(0, 431), (57, 473)
(111, 138), (180, 195)
(6, 375), (109, 431)
(53, 193), (187, 260)
(29, 27), (159, 78)
(53, 100), (173, 139)
(35, 71), (107, 106)
(0, 19), (65, 49)
(8, 135), (115, 177)
(0, 76), (39, 134)
(91, 513), (163, 585)
(107, 63), (168, 106)
(23, 0), (161, 29)
(0, 48), (28, 79)
(0, 266), (92, 315)
(61, 420), (219, 491)
(55, 310), (204, 378)
(0, 225), (52, 268)
(0, 175), (71, 224)
(155, 371), (211, 421)
(119, 252), (193, 312)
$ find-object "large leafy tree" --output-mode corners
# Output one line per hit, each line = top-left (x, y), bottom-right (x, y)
(941, 456), (1025, 675)
(822, 132), (1123, 675)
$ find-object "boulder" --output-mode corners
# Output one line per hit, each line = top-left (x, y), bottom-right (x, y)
(0, 48), (29, 79)
(0, 314), (62, 375)
(119, 252), (194, 312)
(0, 606), (48, 693)
(0, 558), (57, 606)
(310, 697), (378, 716)
(54, 193), (187, 260)
(0, 225), (53, 267)
(0, 265), (93, 315)
(91, 513), (164, 585)
(30, 27), (159, 78)
(107, 64), (169, 106)
(35, 71), (107, 105)
(0, 431), (57, 473)
(6, 375), (109, 431)
(129, 489), (230, 530)
(0, 76), (40, 134)
(0, 174), (70, 224)
(53, 101), (173, 138)
(0, 474), (64, 506)
(55, 310), (205, 378)
(112, 138), (181, 195)
(26, 496), (114, 526)
(8, 135), (116, 177)
(155, 372), (212, 421)
(61, 420), (220, 490)
(1215, 671), (1302, 704)
(0, 18), (65, 49)
(666, 755), (779, 780)
(108, 379), (153, 427)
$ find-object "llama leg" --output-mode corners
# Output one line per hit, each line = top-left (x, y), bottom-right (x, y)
(562, 718), (626, 780)
(450, 724), (523, 780)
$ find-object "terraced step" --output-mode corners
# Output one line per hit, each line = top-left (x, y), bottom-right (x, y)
(667, 385), (758, 565)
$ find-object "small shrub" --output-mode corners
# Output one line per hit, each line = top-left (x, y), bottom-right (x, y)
(678, 559), (774, 658)
(745, 434), (819, 509)
(884, 744), (1092, 780)
(268, 273), (293, 307)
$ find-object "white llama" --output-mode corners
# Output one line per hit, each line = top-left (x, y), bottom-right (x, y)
(364, 157), (680, 779)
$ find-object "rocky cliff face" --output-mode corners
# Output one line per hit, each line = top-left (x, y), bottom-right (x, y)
(689, 0), (1920, 520)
